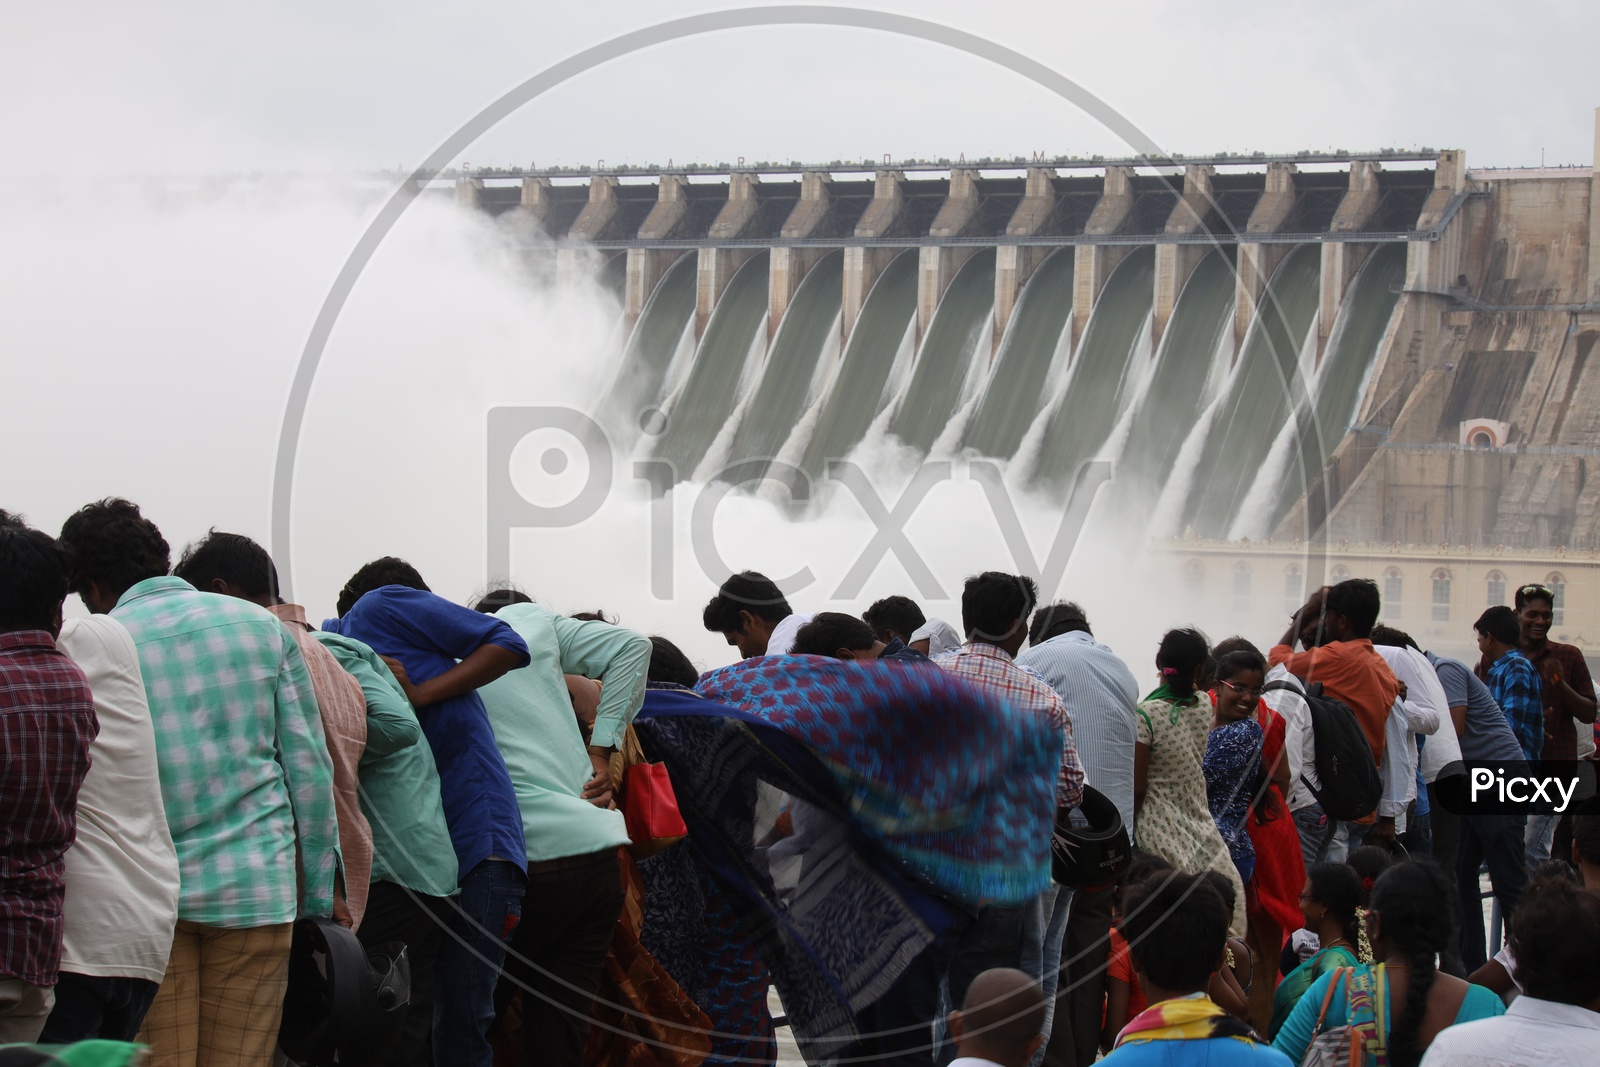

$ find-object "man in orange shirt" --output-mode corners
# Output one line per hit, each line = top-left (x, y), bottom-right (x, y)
(1269, 578), (1402, 850)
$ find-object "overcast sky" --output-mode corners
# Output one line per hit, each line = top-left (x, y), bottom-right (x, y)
(3, 1), (1596, 666)
(6, 0), (1597, 174)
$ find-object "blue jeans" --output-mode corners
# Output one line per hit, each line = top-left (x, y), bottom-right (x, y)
(37, 973), (158, 1043)
(435, 858), (527, 1067)
(1292, 804), (1333, 868)
(1525, 812), (1559, 871)
(1026, 885), (1074, 1067)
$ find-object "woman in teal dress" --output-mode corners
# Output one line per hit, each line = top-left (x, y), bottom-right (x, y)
(1269, 862), (1363, 1038)
(1273, 861), (1504, 1066)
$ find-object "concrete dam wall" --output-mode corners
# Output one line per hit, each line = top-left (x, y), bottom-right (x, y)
(459, 124), (1600, 552)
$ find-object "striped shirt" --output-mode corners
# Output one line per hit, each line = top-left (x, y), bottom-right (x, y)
(112, 577), (340, 927)
(935, 641), (1085, 809)
(1016, 630), (1138, 830)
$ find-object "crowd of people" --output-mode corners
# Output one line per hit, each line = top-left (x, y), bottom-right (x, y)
(3, 495), (1600, 1067)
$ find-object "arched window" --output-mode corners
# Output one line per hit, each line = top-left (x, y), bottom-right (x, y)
(1432, 569), (1452, 622)
(1546, 572), (1567, 627)
(1486, 570), (1506, 607)
(1383, 568), (1403, 619)
(1330, 564), (1351, 583)
(1284, 564), (1304, 615)
(1233, 563), (1252, 614)
(1471, 431), (1493, 449)
(1185, 559), (1204, 598)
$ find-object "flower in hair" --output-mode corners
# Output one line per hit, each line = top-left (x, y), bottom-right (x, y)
(1356, 907), (1375, 964)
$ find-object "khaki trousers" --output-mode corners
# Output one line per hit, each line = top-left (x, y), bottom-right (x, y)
(0, 976), (56, 1044)
(138, 920), (294, 1067)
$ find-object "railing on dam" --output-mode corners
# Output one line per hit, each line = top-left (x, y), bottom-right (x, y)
(457, 150), (1459, 251)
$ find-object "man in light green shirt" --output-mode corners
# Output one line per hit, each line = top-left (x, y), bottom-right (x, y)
(312, 631), (456, 1067)
(473, 591), (650, 1067)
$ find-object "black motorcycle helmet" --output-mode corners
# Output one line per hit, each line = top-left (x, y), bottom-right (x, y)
(279, 916), (411, 1067)
(1051, 785), (1131, 891)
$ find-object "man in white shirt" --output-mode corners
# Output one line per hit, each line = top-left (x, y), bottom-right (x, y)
(1420, 875), (1600, 1066)
(700, 570), (812, 658)
(38, 614), (180, 1043)
(1263, 666), (1325, 868)
(1372, 627), (1462, 869)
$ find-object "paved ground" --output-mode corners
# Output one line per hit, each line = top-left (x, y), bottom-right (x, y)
(769, 988), (804, 1064)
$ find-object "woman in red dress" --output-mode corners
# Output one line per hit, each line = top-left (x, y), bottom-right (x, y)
(1212, 637), (1307, 1033)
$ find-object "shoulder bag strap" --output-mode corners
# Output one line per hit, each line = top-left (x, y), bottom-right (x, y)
(1307, 966), (1351, 1043)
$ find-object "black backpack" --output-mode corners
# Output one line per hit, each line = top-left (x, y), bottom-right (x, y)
(1263, 678), (1382, 822)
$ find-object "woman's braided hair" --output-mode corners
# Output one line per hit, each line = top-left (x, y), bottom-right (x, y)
(1369, 861), (1458, 1067)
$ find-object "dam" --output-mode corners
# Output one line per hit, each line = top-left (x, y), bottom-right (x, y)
(458, 114), (1600, 655)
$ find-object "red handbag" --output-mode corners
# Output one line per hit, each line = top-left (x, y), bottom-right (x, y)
(622, 759), (688, 859)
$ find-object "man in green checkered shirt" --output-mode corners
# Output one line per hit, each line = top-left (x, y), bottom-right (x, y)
(59, 499), (338, 1067)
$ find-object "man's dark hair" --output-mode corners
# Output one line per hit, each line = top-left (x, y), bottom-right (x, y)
(472, 586), (532, 614)
(57, 497), (170, 599)
(791, 612), (877, 658)
(1119, 871), (1229, 992)
(338, 557), (429, 616)
(1369, 624), (1419, 651)
(648, 635), (700, 688)
(1514, 582), (1556, 611)
(961, 571), (1037, 645)
(172, 531), (279, 601)
(1325, 578), (1381, 638)
(1474, 605), (1522, 648)
(0, 525), (73, 632)
(0, 509), (25, 529)
(570, 610), (612, 623)
(1574, 813), (1600, 866)
(1028, 601), (1091, 645)
(862, 595), (925, 641)
(1509, 874), (1600, 1006)
(702, 571), (791, 633)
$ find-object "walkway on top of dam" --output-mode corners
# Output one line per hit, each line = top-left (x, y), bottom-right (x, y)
(458, 149), (1465, 248)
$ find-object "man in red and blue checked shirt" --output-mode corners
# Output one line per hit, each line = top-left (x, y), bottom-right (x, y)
(0, 513), (97, 1043)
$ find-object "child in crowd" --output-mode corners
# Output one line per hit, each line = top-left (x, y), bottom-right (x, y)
(1101, 871), (1289, 1065)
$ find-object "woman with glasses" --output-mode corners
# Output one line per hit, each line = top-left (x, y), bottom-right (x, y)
(1214, 637), (1309, 1032)
(1268, 862), (1362, 1038)
(1204, 650), (1268, 885)
(1273, 860), (1504, 1067)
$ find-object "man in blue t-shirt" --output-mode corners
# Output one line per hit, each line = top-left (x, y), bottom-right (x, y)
(324, 557), (529, 1067)
(1427, 649), (1529, 973)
